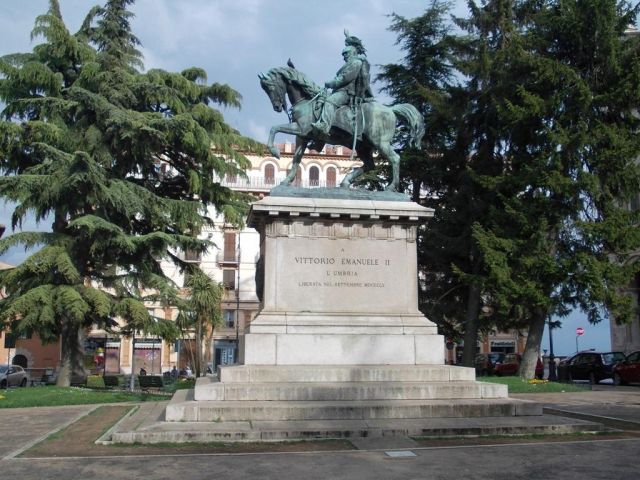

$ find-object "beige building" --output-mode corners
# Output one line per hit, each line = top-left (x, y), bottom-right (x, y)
(91, 143), (359, 375)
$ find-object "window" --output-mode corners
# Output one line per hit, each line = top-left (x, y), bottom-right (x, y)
(223, 310), (235, 328)
(225, 172), (237, 184)
(223, 232), (237, 262)
(222, 269), (236, 290)
(265, 164), (275, 184)
(326, 166), (337, 187)
(184, 249), (201, 262)
(309, 166), (320, 186)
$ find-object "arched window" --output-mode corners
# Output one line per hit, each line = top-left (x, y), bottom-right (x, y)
(309, 166), (320, 187)
(326, 166), (337, 188)
(265, 164), (275, 184)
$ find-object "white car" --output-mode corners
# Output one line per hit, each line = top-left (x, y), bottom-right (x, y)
(0, 364), (29, 388)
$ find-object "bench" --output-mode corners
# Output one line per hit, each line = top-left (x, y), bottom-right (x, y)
(103, 375), (120, 387)
(138, 375), (163, 392)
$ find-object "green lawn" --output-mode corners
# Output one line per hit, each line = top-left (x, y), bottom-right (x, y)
(481, 376), (590, 393)
(0, 386), (166, 408)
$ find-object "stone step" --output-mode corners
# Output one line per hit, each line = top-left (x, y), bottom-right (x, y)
(109, 415), (604, 444)
(216, 364), (476, 384)
(166, 396), (541, 422)
(194, 380), (507, 402)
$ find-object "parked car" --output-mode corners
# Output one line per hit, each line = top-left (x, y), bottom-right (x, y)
(612, 351), (640, 386)
(475, 352), (505, 376)
(493, 353), (520, 376)
(0, 364), (29, 388)
(557, 351), (625, 384)
(493, 353), (545, 379)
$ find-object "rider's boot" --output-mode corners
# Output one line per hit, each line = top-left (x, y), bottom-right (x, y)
(311, 102), (336, 138)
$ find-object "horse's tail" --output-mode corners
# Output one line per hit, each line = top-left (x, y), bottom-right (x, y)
(390, 104), (425, 149)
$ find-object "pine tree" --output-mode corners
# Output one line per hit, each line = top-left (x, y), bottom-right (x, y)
(0, 0), (260, 385)
(381, 0), (640, 375)
(376, 1), (487, 360)
(475, 0), (640, 377)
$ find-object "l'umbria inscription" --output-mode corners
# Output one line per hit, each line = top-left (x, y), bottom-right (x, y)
(274, 238), (413, 313)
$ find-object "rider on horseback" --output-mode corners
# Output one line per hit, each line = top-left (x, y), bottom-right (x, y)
(311, 33), (373, 138)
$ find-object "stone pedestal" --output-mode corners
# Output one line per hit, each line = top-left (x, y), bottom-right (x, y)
(241, 196), (444, 366)
(160, 194), (539, 439)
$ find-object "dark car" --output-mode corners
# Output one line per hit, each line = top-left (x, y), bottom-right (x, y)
(475, 352), (505, 376)
(612, 351), (640, 386)
(493, 353), (545, 379)
(557, 351), (625, 384)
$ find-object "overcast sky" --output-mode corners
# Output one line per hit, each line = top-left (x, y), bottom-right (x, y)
(0, 0), (615, 356)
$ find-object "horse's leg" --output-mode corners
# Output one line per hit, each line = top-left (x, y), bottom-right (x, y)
(363, 106), (401, 191)
(378, 142), (401, 191)
(282, 136), (309, 185)
(339, 144), (373, 188)
(267, 122), (303, 159)
(340, 166), (363, 188)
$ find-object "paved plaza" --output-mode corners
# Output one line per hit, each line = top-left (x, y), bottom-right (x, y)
(1, 385), (638, 480)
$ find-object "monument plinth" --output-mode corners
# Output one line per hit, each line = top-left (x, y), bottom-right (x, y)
(157, 194), (542, 442)
(241, 195), (444, 365)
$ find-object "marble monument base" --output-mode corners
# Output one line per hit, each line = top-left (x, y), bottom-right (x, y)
(158, 194), (542, 438)
(241, 195), (444, 366)
(241, 312), (443, 365)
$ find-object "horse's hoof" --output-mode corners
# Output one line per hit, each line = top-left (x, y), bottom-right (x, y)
(269, 147), (281, 159)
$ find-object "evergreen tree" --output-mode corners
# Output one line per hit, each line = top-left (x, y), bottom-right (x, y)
(0, 0), (259, 385)
(376, 1), (488, 361)
(474, 0), (640, 377)
(382, 0), (640, 375)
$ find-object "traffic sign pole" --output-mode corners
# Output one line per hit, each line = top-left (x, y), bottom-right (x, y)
(575, 327), (584, 353)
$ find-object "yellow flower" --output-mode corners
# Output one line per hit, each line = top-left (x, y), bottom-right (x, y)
(527, 378), (549, 384)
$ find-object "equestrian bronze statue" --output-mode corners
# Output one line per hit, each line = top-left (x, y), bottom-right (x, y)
(259, 32), (424, 192)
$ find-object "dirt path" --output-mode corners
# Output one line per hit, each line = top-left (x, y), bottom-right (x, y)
(21, 405), (354, 457)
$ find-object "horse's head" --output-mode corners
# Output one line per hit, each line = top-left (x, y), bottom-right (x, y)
(259, 70), (286, 113)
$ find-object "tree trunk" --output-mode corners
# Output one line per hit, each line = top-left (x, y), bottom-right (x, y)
(519, 307), (546, 379)
(195, 317), (202, 378)
(204, 324), (215, 375)
(461, 282), (481, 367)
(57, 320), (87, 387)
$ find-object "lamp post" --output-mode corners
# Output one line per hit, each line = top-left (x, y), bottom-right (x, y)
(547, 317), (557, 381)
(235, 235), (241, 364)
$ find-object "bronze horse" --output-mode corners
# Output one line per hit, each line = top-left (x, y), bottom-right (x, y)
(259, 65), (424, 191)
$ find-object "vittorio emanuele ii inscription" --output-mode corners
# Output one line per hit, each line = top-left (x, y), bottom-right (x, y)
(294, 256), (389, 288)
(274, 237), (410, 313)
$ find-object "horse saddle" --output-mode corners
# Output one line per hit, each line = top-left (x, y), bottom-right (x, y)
(310, 99), (366, 141)
(334, 105), (365, 141)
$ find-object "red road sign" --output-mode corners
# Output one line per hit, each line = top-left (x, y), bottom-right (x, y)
(576, 327), (584, 336)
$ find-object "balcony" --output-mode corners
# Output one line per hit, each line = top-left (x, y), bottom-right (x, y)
(217, 250), (239, 266)
(216, 176), (337, 192)
(180, 249), (201, 263)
